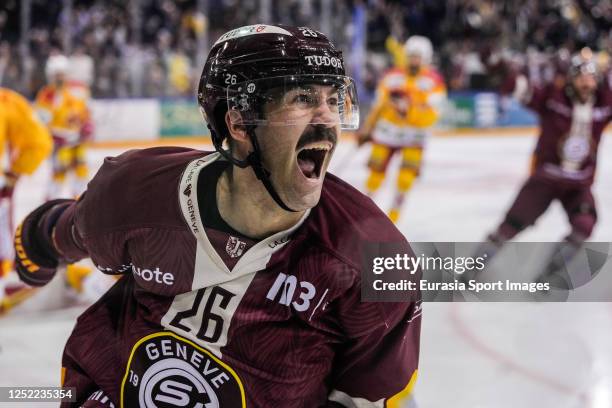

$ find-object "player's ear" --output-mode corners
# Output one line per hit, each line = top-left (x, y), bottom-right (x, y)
(225, 111), (248, 144)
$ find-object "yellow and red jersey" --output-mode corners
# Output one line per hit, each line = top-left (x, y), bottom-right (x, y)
(364, 65), (446, 147)
(35, 81), (92, 145)
(0, 87), (52, 175)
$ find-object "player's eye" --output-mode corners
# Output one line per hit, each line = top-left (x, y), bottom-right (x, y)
(327, 96), (339, 108)
(292, 92), (316, 105)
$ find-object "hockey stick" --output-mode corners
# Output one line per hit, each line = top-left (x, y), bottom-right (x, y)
(0, 196), (13, 269)
(0, 285), (39, 316)
(0, 172), (23, 316)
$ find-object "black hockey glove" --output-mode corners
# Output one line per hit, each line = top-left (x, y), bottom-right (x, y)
(14, 199), (73, 287)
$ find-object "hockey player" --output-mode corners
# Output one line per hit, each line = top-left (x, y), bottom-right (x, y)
(358, 35), (446, 223)
(34, 54), (97, 301)
(0, 87), (52, 307)
(479, 52), (611, 286)
(35, 54), (93, 199)
(14, 25), (421, 407)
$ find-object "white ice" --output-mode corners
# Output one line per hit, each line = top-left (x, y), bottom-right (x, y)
(1, 132), (611, 407)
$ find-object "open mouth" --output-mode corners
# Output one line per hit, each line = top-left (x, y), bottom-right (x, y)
(297, 142), (332, 179)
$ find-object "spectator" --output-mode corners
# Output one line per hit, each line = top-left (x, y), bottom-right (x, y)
(0, 0), (608, 97)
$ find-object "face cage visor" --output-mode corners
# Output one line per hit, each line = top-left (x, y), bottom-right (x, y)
(226, 74), (359, 130)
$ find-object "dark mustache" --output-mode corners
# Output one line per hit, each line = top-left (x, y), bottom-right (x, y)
(296, 125), (337, 150)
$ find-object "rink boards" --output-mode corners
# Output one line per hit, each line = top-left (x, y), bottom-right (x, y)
(1, 131), (611, 408)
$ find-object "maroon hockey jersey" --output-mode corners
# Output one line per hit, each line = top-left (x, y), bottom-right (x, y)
(52, 147), (421, 407)
(518, 78), (612, 186)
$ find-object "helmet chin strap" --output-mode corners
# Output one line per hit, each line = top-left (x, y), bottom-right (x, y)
(245, 128), (299, 213)
(209, 124), (298, 213)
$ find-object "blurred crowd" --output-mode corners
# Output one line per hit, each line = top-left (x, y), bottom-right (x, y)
(363, 0), (611, 93)
(1, 0), (208, 98)
(0, 0), (610, 99)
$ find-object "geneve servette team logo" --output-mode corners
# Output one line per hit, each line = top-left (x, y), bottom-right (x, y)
(121, 332), (245, 408)
(225, 236), (246, 259)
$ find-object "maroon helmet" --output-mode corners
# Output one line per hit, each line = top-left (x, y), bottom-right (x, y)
(197, 24), (359, 211)
(198, 24), (358, 147)
(568, 53), (597, 78)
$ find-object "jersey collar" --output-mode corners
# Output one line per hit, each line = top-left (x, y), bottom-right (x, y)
(179, 152), (310, 278)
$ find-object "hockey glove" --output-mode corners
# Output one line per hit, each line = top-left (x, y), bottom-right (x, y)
(14, 199), (73, 287)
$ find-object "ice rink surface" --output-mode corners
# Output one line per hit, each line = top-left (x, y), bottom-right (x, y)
(1, 132), (611, 407)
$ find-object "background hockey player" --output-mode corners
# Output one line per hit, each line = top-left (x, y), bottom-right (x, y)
(478, 51), (612, 286)
(32, 54), (97, 300)
(0, 87), (52, 310)
(35, 54), (93, 200)
(14, 25), (421, 407)
(358, 35), (446, 223)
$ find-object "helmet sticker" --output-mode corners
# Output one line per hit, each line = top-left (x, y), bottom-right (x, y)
(213, 25), (293, 47)
(247, 83), (256, 93)
(304, 55), (343, 68)
(237, 94), (250, 110)
(298, 27), (319, 37)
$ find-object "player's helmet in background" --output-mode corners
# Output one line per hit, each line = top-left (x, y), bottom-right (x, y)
(404, 35), (433, 66)
(45, 55), (69, 81)
(198, 24), (358, 158)
(568, 53), (597, 78)
(566, 50), (599, 102)
(552, 48), (571, 76)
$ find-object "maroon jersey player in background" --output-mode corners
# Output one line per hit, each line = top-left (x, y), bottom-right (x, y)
(478, 51), (611, 285)
(13, 25), (421, 407)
